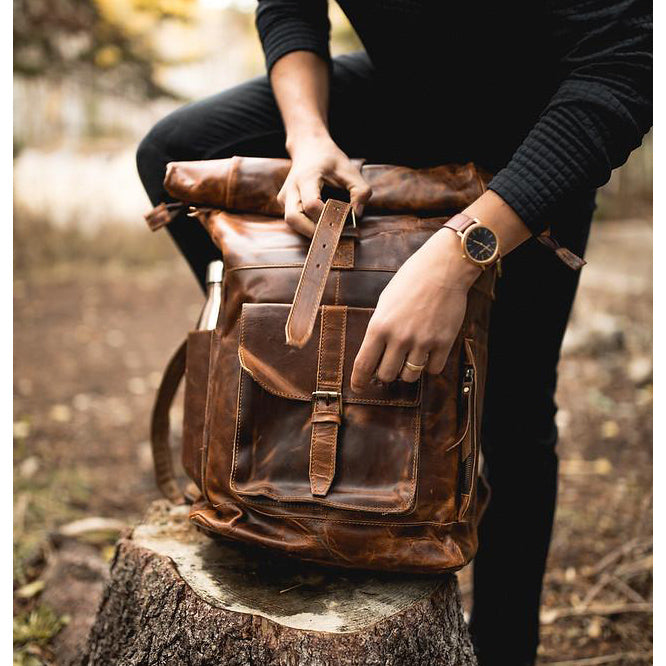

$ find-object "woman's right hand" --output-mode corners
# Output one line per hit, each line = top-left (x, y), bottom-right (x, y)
(278, 135), (372, 237)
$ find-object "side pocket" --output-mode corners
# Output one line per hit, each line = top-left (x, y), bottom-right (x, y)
(458, 338), (478, 521)
(182, 329), (214, 491)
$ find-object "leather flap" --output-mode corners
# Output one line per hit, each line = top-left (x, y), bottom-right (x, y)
(164, 156), (489, 216)
(238, 303), (420, 407)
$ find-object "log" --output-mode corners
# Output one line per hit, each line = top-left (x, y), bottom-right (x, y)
(79, 501), (478, 666)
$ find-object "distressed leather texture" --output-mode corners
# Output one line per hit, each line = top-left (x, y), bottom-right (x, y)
(150, 156), (495, 574)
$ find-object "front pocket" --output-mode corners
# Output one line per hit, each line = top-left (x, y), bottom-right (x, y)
(230, 303), (421, 514)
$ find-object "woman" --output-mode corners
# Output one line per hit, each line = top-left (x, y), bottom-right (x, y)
(136, 1), (652, 663)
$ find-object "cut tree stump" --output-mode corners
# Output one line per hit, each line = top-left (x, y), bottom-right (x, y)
(79, 501), (478, 666)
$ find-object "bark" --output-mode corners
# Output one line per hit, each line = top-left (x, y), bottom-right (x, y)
(80, 501), (477, 666)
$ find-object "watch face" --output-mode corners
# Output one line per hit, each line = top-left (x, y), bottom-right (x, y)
(463, 225), (499, 265)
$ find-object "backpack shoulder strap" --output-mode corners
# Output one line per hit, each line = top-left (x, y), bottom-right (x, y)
(150, 339), (187, 504)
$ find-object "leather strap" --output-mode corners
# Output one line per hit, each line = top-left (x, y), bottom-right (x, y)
(150, 339), (187, 504)
(145, 202), (186, 231)
(536, 232), (587, 270)
(443, 212), (475, 233)
(285, 199), (352, 348)
(309, 306), (347, 496)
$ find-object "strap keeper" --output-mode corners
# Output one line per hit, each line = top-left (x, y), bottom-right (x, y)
(312, 412), (342, 425)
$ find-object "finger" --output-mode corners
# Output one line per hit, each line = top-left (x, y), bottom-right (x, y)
(337, 166), (372, 218)
(283, 187), (316, 237)
(399, 347), (430, 383)
(375, 339), (408, 384)
(351, 324), (386, 391)
(425, 346), (451, 375)
(298, 178), (325, 222)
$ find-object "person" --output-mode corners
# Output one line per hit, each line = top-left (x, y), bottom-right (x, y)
(136, 1), (652, 663)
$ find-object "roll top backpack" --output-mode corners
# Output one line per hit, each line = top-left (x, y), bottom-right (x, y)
(146, 157), (496, 574)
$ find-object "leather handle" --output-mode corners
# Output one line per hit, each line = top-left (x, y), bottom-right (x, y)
(150, 339), (187, 504)
(285, 199), (352, 348)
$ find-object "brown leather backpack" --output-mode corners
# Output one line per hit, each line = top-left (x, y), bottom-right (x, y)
(146, 157), (496, 574)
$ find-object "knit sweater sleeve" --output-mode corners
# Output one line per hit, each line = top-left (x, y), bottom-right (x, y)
(488, 0), (652, 234)
(255, 0), (331, 74)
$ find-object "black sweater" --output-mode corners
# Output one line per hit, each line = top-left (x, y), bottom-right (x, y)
(255, 0), (652, 234)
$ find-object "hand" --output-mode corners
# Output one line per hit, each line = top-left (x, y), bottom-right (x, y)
(278, 135), (372, 237)
(351, 229), (481, 390)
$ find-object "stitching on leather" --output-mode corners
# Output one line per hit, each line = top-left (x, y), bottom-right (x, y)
(287, 202), (349, 346)
(459, 338), (478, 519)
(336, 307), (347, 386)
(234, 303), (420, 508)
(321, 308), (346, 492)
(333, 238), (354, 268)
(238, 306), (419, 406)
(186, 330), (214, 491)
(228, 264), (396, 273)
(236, 488), (413, 513)
(236, 398), (420, 511)
(200, 327), (223, 506)
(236, 353), (420, 406)
(309, 306), (345, 495)
(229, 316), (247, 493)
(285, 210), (325, 345)
(309, 310), (327, 494)
(302, 207), (348, 345)
(225, 500), (455, 527)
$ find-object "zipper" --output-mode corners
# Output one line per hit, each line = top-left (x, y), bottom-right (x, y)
(458, 360), (475, 514)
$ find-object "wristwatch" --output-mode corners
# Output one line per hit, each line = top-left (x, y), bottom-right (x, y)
(443, 213), (500, 269)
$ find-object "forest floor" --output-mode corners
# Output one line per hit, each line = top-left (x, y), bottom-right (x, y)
(13, 218), (652, 665)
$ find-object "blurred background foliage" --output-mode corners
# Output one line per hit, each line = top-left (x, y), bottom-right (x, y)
(14, 0), (198, 97)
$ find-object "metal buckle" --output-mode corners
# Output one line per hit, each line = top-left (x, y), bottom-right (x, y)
(312, 390), (343, 413)
(348, 208), (356, 228)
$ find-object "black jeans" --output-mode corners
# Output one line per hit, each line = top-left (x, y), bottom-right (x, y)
(137, 52), (593, 666)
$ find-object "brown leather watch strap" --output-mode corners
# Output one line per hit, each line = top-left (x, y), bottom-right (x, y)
(150, 339), (187, 504)
(285, 199), (352, 348)
(443, 212), (475, 233)
(309, 305), (347, 496)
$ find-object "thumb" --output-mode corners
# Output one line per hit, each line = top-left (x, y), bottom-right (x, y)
(338, 167), (372, 218)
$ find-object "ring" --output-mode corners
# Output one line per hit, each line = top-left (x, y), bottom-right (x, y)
(403, 360), (426, 373)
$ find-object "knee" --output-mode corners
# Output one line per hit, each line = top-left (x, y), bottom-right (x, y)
(136, 108), (190, 202)
(136, 114), (175, 186)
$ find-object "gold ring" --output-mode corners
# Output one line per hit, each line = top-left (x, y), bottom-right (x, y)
(403, 360), (426, 373)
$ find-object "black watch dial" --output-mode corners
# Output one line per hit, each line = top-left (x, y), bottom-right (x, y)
(463, 225), (498, 264)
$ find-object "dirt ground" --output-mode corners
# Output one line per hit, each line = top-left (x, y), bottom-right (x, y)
(13, 218), (652, 665)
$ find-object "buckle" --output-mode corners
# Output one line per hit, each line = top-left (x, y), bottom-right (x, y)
(312, 390), (342, 413)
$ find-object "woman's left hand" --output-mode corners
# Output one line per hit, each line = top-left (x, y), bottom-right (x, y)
(351, 228), (481, 390)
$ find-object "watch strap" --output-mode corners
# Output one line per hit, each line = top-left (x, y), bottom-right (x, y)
(443, 213), (477, 233)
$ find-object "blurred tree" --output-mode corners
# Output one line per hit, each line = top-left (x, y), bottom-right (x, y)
(14, 0), (197, 98)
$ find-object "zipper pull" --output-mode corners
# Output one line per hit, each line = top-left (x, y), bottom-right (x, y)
(462, 365), (474, 395)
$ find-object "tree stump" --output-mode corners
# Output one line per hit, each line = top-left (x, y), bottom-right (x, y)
(80, 501), (477, 666)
